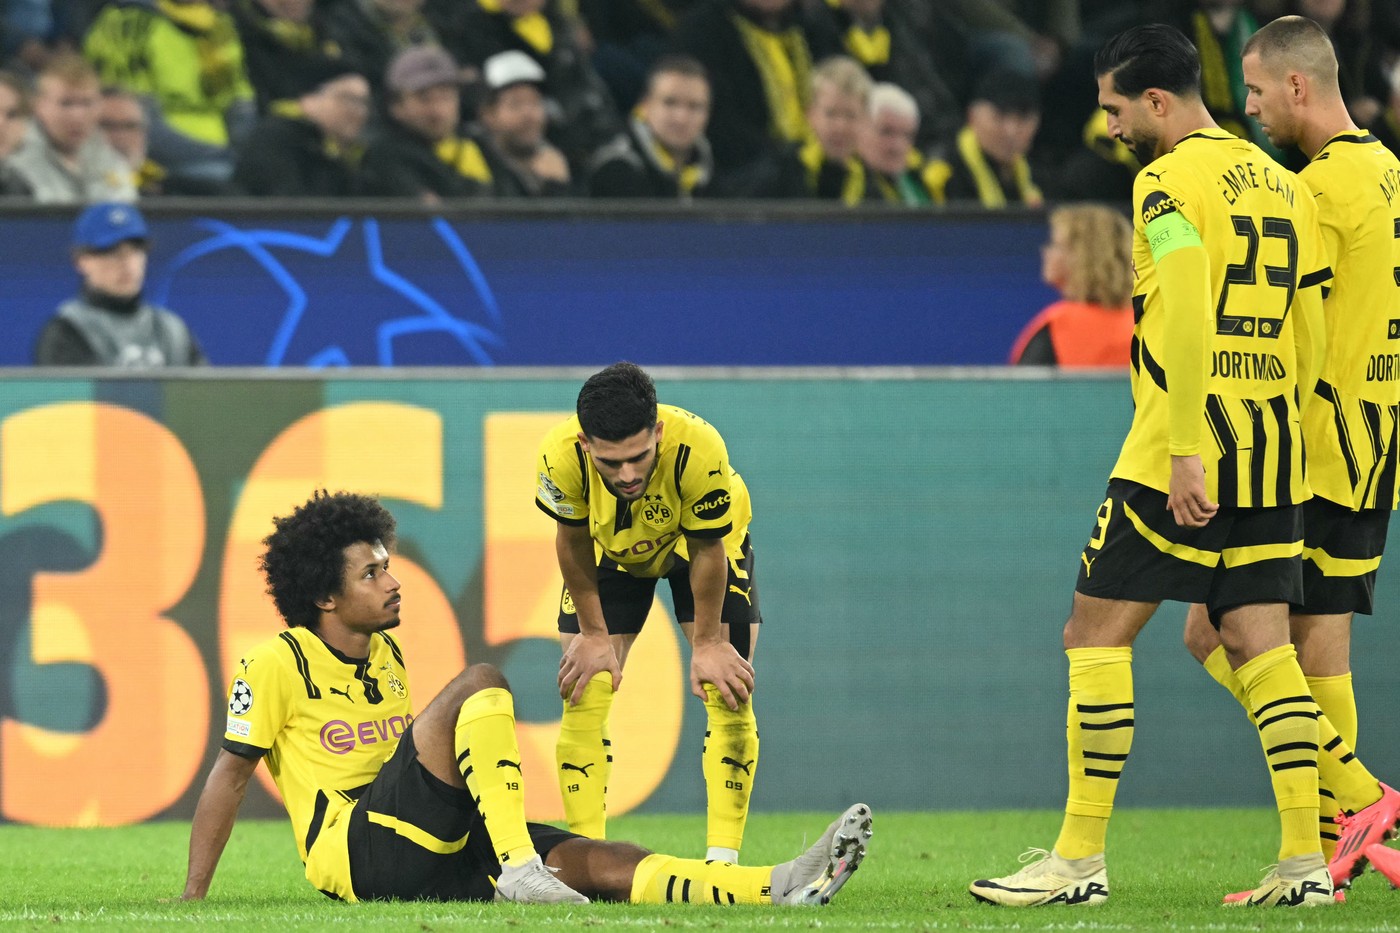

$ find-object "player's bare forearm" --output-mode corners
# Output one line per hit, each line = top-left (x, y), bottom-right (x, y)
(686, 536), (727, 646)
(555, 523), (621, 700)
(686, 536), (754, 708)
(555, 523), (608, 638)
(182, 750), (257, 900)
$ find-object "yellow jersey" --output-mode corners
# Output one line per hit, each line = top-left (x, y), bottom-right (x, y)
(1112, 129), (1330, 507)
(535, 404), (753, 575)
(1299, 131), (1400, 510)
(222, 627), (412, 863)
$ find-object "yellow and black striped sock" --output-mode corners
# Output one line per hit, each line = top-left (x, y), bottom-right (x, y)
(702, 685), (758, 854)
(1202, 645), (1248, 707)
(455, 688), (536, 865)
(1055, 647), (1133, 860)
(1235, 644), (1321, 861)
(1309, 673), (1362, 857)
(556, 672), (614, 839)
(629, 853), (771, 904)
(1316, 711), (1383, 814)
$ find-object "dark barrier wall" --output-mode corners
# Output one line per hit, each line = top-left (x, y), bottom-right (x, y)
(0, 205), (1054, 367)
(3, 373), (1396, 826)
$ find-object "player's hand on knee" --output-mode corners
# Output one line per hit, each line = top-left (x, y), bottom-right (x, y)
(559, 632), (622, 704)
(690, 641), (755, 708)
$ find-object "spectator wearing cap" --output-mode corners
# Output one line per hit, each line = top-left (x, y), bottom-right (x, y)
(322, 0), (439, 97)
(427, 0), (621, 172)
(671, 0), (830, 179)
(7, 53), (137, 204)
(721, 55), (878, 204)
(587, 53), (714, 200)
(0, 70), (34, 198)
(473, 50), (573, 196)
(35, 202), (207, 367)
(361, 45), (491, 201)
(84, 0), (257, 187)
(232, 63), (371, 196)
(923, 68), (1042, 209)
(858, 81), (933, 206)
(232, 0), (347, 112)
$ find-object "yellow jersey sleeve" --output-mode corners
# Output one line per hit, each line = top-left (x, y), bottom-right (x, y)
(223, 639), (294, 756)
(535, 416), (590, 527)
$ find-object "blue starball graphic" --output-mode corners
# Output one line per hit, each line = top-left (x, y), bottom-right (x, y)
(148, 217), (505, 367)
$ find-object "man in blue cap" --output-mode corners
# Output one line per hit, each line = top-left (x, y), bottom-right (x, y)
(34, 202), (207, 366)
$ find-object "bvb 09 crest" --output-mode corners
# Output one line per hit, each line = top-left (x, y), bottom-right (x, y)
(641, 494), (672, 526)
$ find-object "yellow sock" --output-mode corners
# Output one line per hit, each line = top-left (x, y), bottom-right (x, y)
(629, 852), (771, 904)
(1309, 673), (1360, 858)
(1055, 647), (1133, 860)
(1316, 711), (1383, 814)
(1235, 645), (1321, 861)
(701, 685), (759, 853)
(1202, 646), (1248, 708)
(455, 687), (535, 865)
(556, 672), (614, 839)
(1308, 673), (1357, 747)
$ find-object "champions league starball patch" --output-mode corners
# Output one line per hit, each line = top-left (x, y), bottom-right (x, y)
(229, 678), (254, 715)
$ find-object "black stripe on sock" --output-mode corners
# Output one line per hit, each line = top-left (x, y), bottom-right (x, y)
(666, 876), (677, 902)
(713, 886), (721, 904)
(1257, 709), (1319, 730)
(1080, 719), (1134, 730)
(1340, 752), (1356, 764)
(1254, 695), (1315, 717)
(1266, 741), (1319, 755)
(1320, 788), (1336, 799)
(1323, 736), (1343, 752)
(1271, 760), (1319, 772)
(1082, 751), (1129, 761)
(681, 879), (692, 902)
(1076, 702), (1134, 713)
(1084, 768), (1123, 779)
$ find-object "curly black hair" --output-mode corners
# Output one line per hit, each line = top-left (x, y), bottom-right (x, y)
(259, 490), (397, 628)
(576, 361), (658, 441)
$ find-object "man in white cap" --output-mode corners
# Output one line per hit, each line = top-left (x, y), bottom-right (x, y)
(475, 50), (572, 197)
(34, 202), (206, 366)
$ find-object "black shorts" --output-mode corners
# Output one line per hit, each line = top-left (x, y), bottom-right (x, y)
(346, 723), (579, 901)
(1296, 496), (1391, 616)
(1075, 478), (1303, 620)
(557, 534), (761, 658)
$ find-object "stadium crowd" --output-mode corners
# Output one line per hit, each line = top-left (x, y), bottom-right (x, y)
(0, 0), (1396, 206)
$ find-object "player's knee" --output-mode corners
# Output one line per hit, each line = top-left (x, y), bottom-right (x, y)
(449, 663), (510, 699)
(1182, 606), (1218, 664)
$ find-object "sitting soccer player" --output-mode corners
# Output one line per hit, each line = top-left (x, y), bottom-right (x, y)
(180, 490), (872, 906)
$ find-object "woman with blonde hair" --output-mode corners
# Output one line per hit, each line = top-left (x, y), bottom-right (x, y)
(1009, 204), (1135, 367)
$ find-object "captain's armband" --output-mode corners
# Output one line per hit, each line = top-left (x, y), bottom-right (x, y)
(1141, 190), (1201, 262)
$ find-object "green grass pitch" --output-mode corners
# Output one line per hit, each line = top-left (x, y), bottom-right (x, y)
(3, 809), (1399, 931)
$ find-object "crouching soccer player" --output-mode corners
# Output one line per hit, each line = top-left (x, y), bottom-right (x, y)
(180, 490), (871, 906)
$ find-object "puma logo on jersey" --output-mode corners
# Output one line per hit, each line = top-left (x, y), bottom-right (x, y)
(497, 759), (522, 772)
(721, 756), (754, 775)
(708, 462), (724, 476)
(1080, 553), (1097, 577)
(561, 761), (595, 776)
(329, 685), (354, 702)
(239, 657), (252, 674)
(1144, 170), (1167, 181)
(728, 584), (752, 605)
